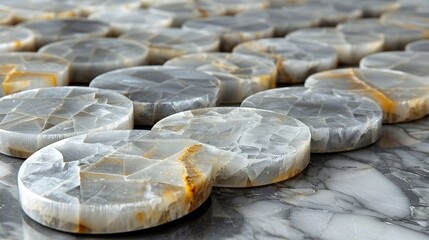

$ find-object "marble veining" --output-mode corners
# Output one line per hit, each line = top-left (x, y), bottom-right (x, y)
(66, 0), (141, 16)
(204, 0), (268, 15)
(381, 8), (429, 31)
(0, 26), (34, 52)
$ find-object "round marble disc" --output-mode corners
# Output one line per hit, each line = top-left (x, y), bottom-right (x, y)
(204, 0), (269, 15)
(0, 26), (35, 52)
(0, 87), (133, 158)
(337, 19), (426, 51)
(305, 68), (429, 123)
(268, 0), (306, 7)
(120, 28), (219, 65)
(152, 107), (311, 187)
(165, 53), (276, 103)
(241, 87), (383, 153)
(339, 0), (400, 17)
(68, 0), (141, 16)
(38, 38), (149, 84)
(236, 9), (319, 37)
(381, 9), (429, 31)
(360, 51), (429, 77)
(18, 19), (110, 49)
(89, 9), (172, 36)
(89, 66), (220, 125)
(18, 130), (238, 233)
(0, 9), (12, 25)
(183, 16), (274, 52)
(233, 38), (337, 84)
(0, 52), (70, 97)
(149, 2), (226, 27)
(406, 40), (429, 52)
(286, 28), (383, 65)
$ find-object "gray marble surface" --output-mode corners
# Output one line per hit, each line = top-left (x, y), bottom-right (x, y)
(1, 114), (429, 239)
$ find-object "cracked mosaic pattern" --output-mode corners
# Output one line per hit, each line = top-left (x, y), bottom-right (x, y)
(381, 8), (429, 32)
(120, 28), (219, 65)
(89, 9), (172, 36)
(0, 87), (133, 158)
(337, 19), (427, 50)
(241, 87), (383, 153)
(18, 130), (239, 233)
(0, 52), (70, 97)
(19, 19), (110, 49)
(149, 1), (226, 27)
(164, 53), (276, 103)
(0, 26), (34, 52)
(305, 68), (429, 124)
(152, 107), (311, 187)
(66, 0), (141, 16)
(233, 38), (337, 84)
(286, 28), (383, 65)
(406, 40), (429, 52)
(39, 38), (149, 83)
(183, 16), (274, 52)
(89, 66), (220, 125)
(204, 0), (268, 15)
(361, 51), (429, 77)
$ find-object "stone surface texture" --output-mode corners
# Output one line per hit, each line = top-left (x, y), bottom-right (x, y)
(0, 26), (35, 52)
(406, 40), (429, 52)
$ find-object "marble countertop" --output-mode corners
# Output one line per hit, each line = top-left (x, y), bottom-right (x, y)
(1, 117), (429, 239)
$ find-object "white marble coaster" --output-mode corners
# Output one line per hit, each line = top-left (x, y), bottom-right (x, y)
(39, 38), (149, 84)
(0, 87), (133, 158)
(18, 19), (110, 49)
(381, 9), (429, 31)
(337, 19), (426, 50)
(67, 0), (141, 16)
(286, 28), (384, 65)
(0, 9), (12, 25)
(89, 9), (172, 36)
(361, 51), (429, 77)
(164, 53), (277, 103)
(0, 52), (70, 97)
(339, 0), (400, 17)
(233, 38), (337, 84)
(183, 16), (274, 52)
(236, 9), (318, 37)
(204, 0), (268, 15)
(0, 26), (35, 52)
(18, 130), (237, 233)
(152, 107), (311, 187)
(149, 2), (226, 27)
(406, 40), (429, 52)
(89, 66), (220, 125)
(305, 68), (429, 123)
(120, 28), (219, 65)
(241, 87), (383, 153)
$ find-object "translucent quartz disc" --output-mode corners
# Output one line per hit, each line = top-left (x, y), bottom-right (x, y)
(152, 107), (311, 187)
(0, 26), (35, 52)
(18, 130), (238, 233)
(120, 28), (219, 65)
(89, 66), (220, 125)
(165, 53), (277, 103)
(183, 16), (274, 52)
(233, 38), (337, 84)
(286, 28), (383, 65)
(361, 51), (429, 77)
(406, 40), (429, 52)
(38, 38), (149, 83)
(0, 52), (70, 97)
(241, 87), (383, 153)
(0, 87), (133, 158)
(305, 68), (429, 123)
(19, 19), (110, 49)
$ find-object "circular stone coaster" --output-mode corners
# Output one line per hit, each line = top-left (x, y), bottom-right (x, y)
(381, 9), (429, 31)
(0, 9), (12, 25)
(183, 16), (274, 52)
(236, 9), (319, 37)
(241, 87), (383, 153)
(69, 0), (141, 16)
(152, 107), (311, 187)
(340, 0), (400, 17)
(0, 87), (133, 158)
(233, 38), (337, 84)
(0, 26), (35, 52)
(89, 9), (172, 36)
(268, 0), (306, 7)
(0, 52), (70, 97)
(205, 0), (268, 15)
(18, 130), (237, 233)
(165, 53), (277, 103)
(89, 66), (220, 125)
(120, 28), (219, 65)
(337, 19), (427, 51)
(360, 51), (429, 77)
(305, 68), (429, 123)
(149, 2), (226, 27)
(406, 40), (429, 52)
(286, 28), (384, 65)
(18, 19), (111, 49)
(39, 38), (149, 84)
(141, 0), (193, 8)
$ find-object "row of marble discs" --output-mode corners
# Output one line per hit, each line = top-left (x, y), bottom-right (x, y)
(0, 0), (427, 234)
